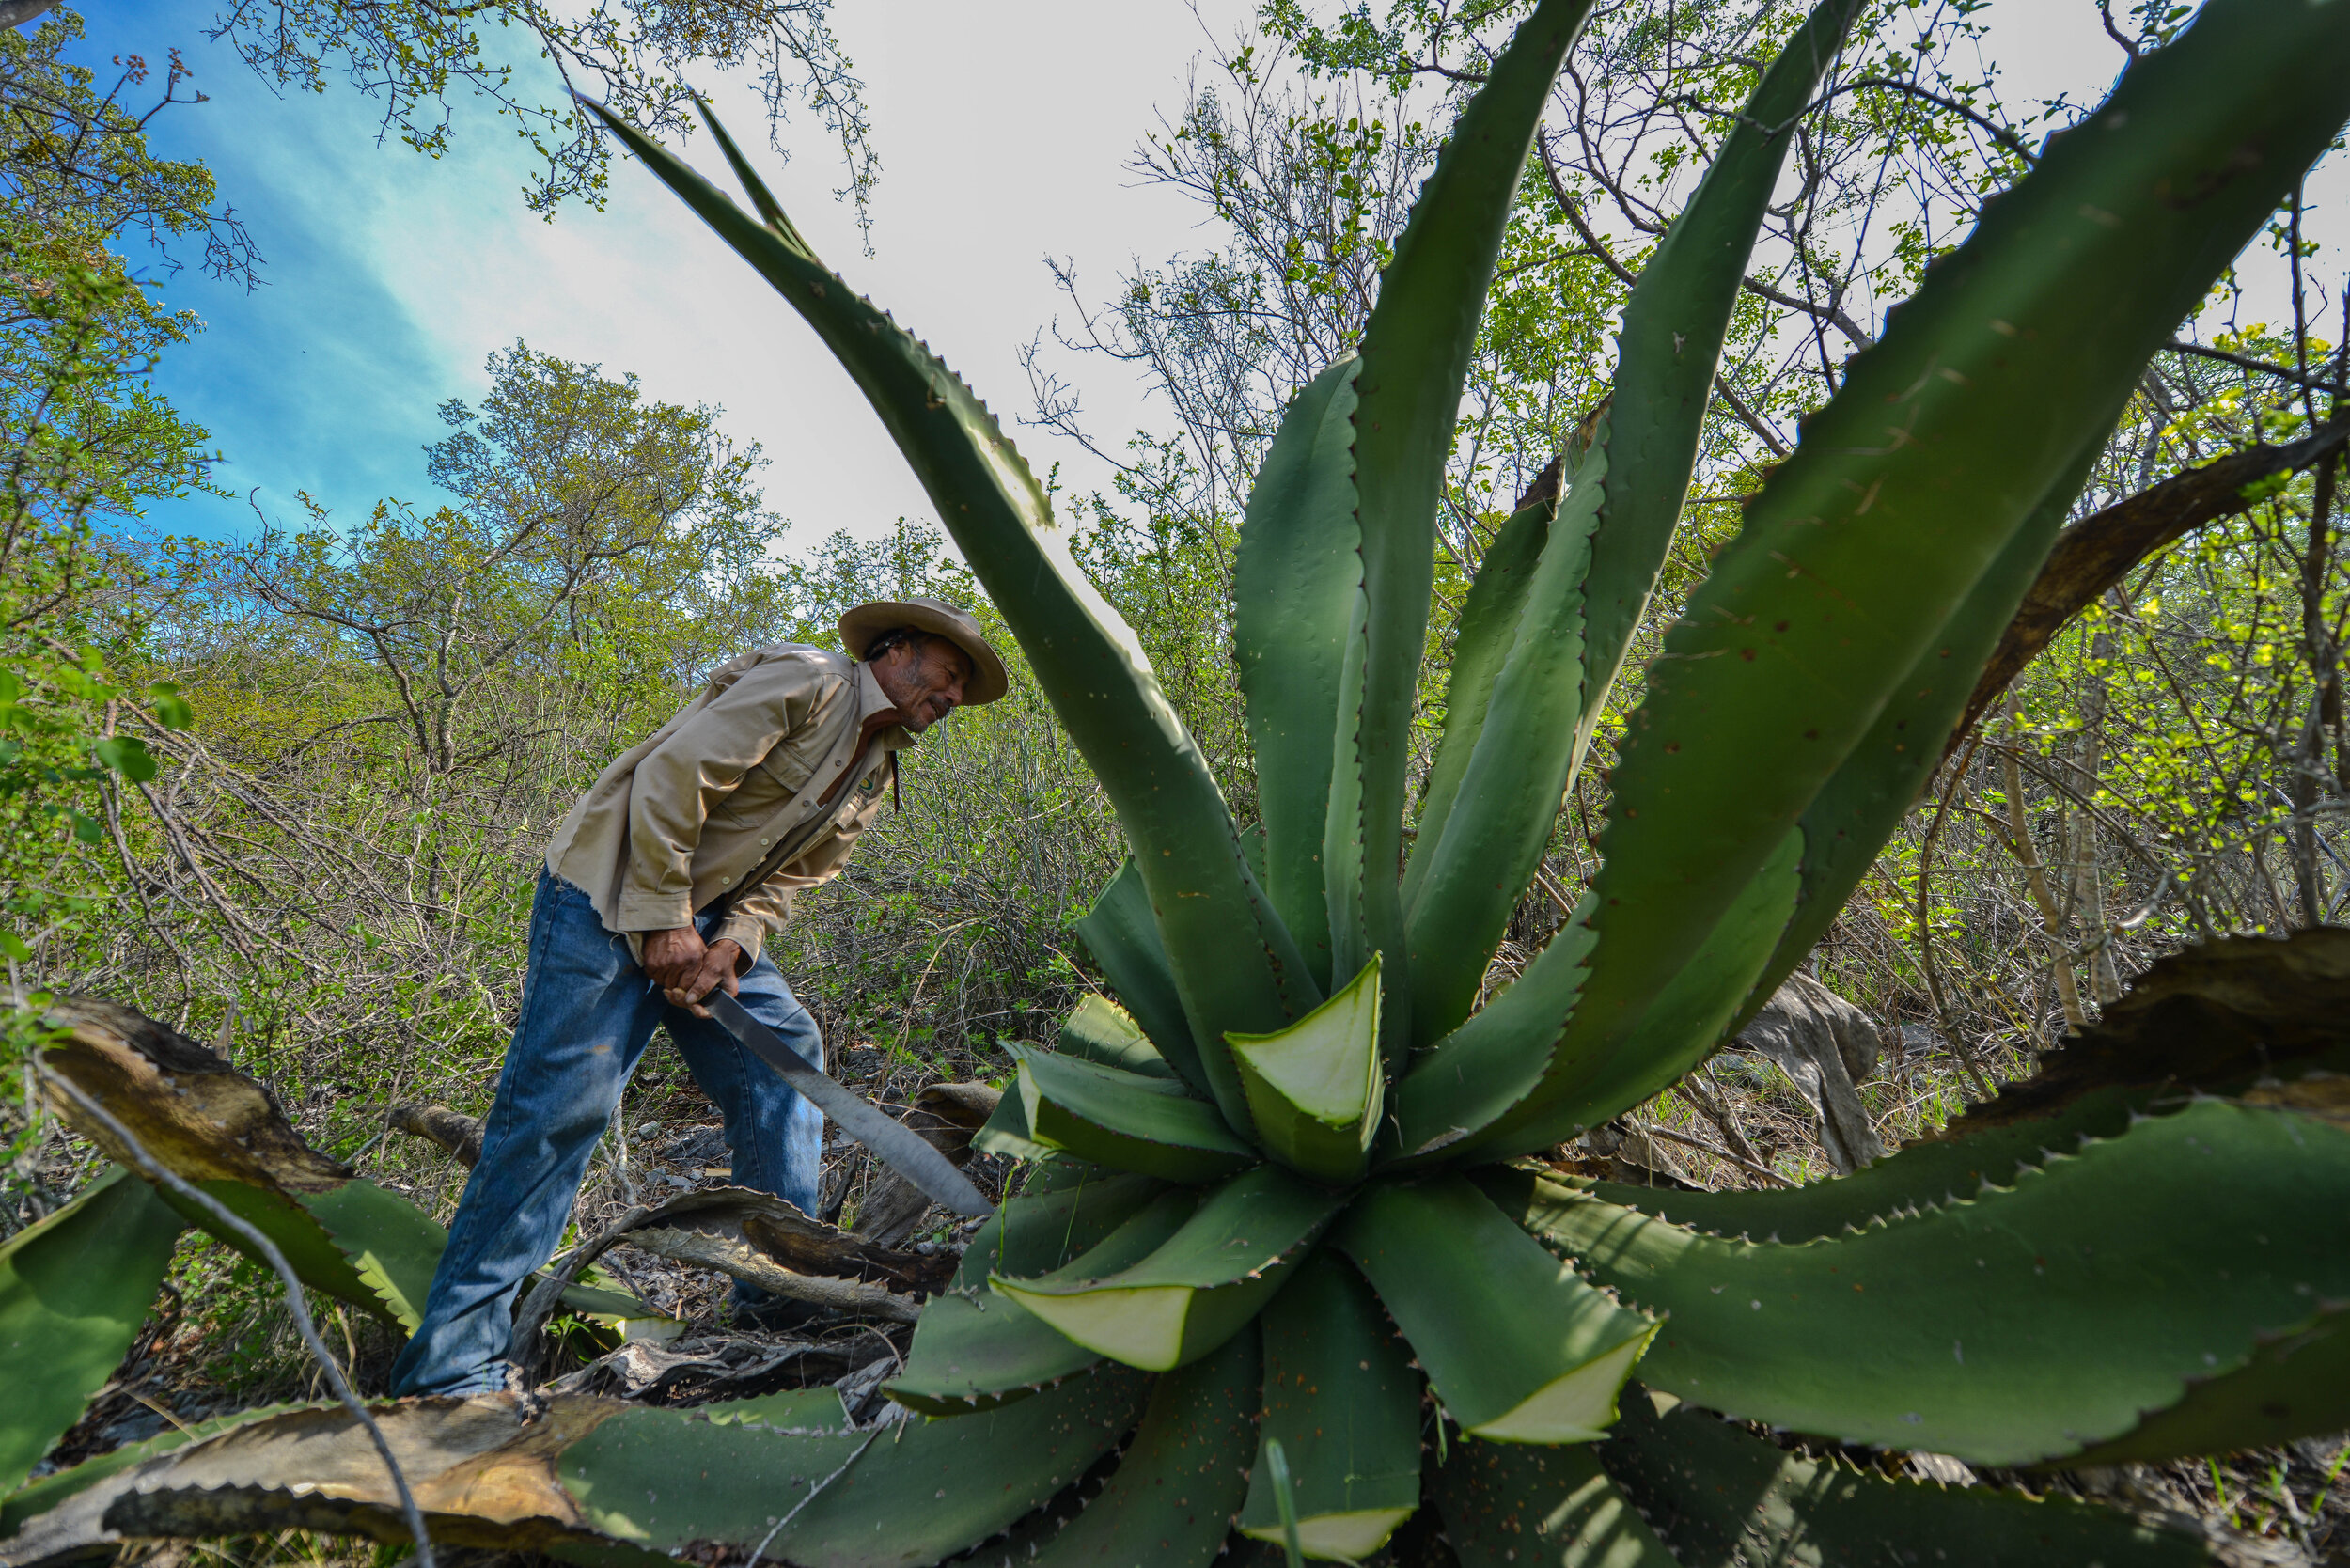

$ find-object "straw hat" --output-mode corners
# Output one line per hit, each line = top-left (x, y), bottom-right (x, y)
(838, 597), (1010, 706)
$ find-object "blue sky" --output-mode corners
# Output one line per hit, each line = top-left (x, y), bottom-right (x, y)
(68, 1), (2345, 557)
(76, 0), (1256, 548)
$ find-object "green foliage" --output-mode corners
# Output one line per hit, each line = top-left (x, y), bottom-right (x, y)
(9, 2), (2350, 1565)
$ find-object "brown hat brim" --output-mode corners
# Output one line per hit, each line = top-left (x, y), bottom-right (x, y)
(838, 599), (1010, 706)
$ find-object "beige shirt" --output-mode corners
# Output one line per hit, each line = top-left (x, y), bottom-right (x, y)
(545, 643), (912, 969)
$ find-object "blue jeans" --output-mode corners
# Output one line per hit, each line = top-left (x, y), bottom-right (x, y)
(389, 870), (825, 1397)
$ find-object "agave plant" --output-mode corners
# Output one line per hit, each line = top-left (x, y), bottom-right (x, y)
(8, 0), (2350, 1563)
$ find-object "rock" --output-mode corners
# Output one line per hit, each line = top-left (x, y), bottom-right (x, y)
(1731, 972), (1887, 1174)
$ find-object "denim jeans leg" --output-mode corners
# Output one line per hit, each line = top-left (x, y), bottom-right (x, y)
(664, 951), (825, 1308)
(388, 871), (661, 1397)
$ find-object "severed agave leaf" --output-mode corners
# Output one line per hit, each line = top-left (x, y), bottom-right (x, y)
(38, 997), (647, 1332)
(1238, 1251), (1421, 1561)
(1010, 1045), (1257, 1182)
(1339, 1177), (1656, 1445)
(1226, 954), (1384, 1183)
(1057, 994), (1179, 1080)
(993, 1165), (1340, 1372)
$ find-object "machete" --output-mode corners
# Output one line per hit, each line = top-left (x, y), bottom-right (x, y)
(700, 989), (994, 1219)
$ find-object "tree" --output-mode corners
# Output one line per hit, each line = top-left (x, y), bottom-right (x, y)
(1, 9), (235, 1201)
(193, 0), (872, 217)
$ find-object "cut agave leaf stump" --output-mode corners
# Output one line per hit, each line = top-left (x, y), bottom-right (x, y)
(8, 1), (2350, 1564)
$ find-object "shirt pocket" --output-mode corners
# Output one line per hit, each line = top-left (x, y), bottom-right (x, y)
(755, 728), (828, 801)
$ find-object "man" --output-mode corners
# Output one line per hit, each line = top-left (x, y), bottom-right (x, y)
(390, 597), (1009, 1397)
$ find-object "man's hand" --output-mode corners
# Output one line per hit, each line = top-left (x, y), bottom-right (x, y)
(642, 928), (744, 1017)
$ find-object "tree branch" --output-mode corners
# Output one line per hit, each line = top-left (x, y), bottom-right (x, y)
(1950, 414), (2350, 758)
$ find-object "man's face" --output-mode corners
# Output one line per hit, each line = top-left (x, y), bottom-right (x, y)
(874, 635), (975, 731)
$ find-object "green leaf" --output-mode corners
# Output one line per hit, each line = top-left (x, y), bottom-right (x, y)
(1583, 928), (2350, 1241)
(2066, 1299), (2350, 1467)
(143, 682), (193, 731)
(1345, 0), (1600, 1074)
(1429, 1434), (1677, 1568)
(993, 1165), (1341, 1372)
(564, 1366), (1152, 1562)
(1602, 1388), (2208, 1566)
(1226, 953), (1384, 1183)
(89, 735), (154, 783)
(1487, 826), (1802, 1151)
(1074, 858), (1210, 1098)
(1011, 1047), (1257, 1183)
(698, 1387), (852, 1431)
(1386, 908), (1598, 1167)
(1402, 459), (1562, 916)
(1021, 1325), (1261, 1567)
(1735, 432), (2116, 1035)
(1234, 356), (1366, 993)
(596, 101), (1318, 1134)
(893, 1177), (1176, 1414)
(1238, 1252), (1421, 1562)
(1058, 994), (1177, 1080)
(1571, 0), (1869, 779)
(1489, 1099), (2350, 1466)
(1480, 0), (2350, 1160)
(1400, 445), (1607, 1045)
(1337, 1176), (1656, 1444)
(0, 1169), (186, 1496)
(971, 1083), (1062, 1164)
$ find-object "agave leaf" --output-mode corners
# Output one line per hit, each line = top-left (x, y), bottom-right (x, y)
(1385, 902), (1598, 1166)
(1391, 825), (1796, 1165)
(697, 1387), (853, 1430)
(0, 1168), (186, 1497)
(1570, 0), (1869, 779)
(0, 1396), (636, 1562)
(1402, 464), (1561, 919)
(993, 1165), (1342, 1372)
(1477, 0), (2350, 1160)
(0, 1402), (320, 1544)
(971, 1084), (1062, 1164)
(1732, 431), (2116, 1034)
(1074, 858), (1210, 1097)
(1602, 1387), (2208, 1566)
(1428, 1433), (1677, 1568)
(1574, 929), (2350, 1242)
(1238, 1252), (1421, 1562)
(0, 1381), (1155, 1567)
(1403, 0), (1864, 1052)
(1019, 1325), (1261, 1567)
(1337, 1177), (1656, 1444)
(1234, 356), (1366, 992)
(1058, 994), (1177, 1080)
(893, 1178), (1178, 1414)
(1345, 0), (1601, 1072)
(1490, 1098), (2350, 1466)
(1226, 953), (1384, 1183)
(572, 1369), (1153, 1563)
(1401, 443), (1609, 1045)
(1010, 1047), (1256, 1183)
(591, 104), (1316, 1130)
(39, 998), (645, 1332)
(1489, 825), (1802, 1149)
(2067, 1299), (2350, 1468)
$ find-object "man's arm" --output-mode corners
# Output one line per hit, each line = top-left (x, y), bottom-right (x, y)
(614, 658), (831, 933)
(709, 780), (884, 966)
